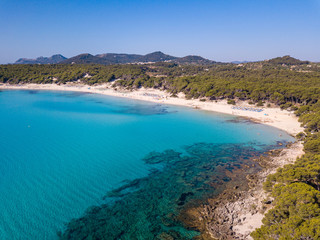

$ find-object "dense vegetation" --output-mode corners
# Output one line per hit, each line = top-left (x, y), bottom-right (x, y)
(0, 64), (145, 85)
(1, 56), (320, 239)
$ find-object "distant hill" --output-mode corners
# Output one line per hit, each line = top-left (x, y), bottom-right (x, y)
(15, 54), (67, 64)
(15, 51), (215, 65)
(95, 53), (142, 64)
(15, 53), (312, 66)
(61, 53), (104, 64)
(63, 51), (177, 65)
(138, 51), (177, 62)
(95, 51), (177, 64)
(173, 55), (214, 65)
(266, 55), (310, 65)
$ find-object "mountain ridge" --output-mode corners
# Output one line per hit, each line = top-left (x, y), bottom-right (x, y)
(15, 54), (67, 64)
(14, 53), (312, 66)
(15, 51), (216, 65)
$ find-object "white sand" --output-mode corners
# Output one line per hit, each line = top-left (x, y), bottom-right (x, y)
(1, 83), (303, 136)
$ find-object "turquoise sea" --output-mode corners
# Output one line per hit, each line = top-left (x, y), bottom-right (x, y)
(0, 90), (294, 239)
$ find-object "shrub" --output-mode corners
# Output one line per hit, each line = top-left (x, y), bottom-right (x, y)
(227, 99), (236, 105)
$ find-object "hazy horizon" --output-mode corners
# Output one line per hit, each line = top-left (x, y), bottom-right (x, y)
(1, 0), (320, 64)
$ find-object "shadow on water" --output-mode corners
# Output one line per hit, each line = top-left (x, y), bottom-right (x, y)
(57, 92), (91, 98)
(59, 142), (286, 240)
(27, 90), (39, 94)
(19, 90), (175, 116)
(114, 104), (175, 115)
(34, 99), (175, 116)
(225, 117), (259, 125)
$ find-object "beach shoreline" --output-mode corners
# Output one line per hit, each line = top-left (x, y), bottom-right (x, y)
(185, 141), (304, 240)
(1, 83), (304, 239)
(0, 83), (303, 136)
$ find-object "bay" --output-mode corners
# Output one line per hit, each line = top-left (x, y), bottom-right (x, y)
(0, 90), (294, 239)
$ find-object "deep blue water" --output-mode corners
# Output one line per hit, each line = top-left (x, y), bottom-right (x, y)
(0, 90), (294, 239)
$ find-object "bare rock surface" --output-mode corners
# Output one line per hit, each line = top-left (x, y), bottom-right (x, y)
(187, 142), (304, 240)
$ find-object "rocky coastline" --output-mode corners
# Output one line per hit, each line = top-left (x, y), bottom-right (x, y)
(181, 141), (304, 240)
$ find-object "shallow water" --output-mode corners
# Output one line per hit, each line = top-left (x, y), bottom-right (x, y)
(0, 90), (294, 239)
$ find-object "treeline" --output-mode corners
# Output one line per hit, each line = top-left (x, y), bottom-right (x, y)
(2, 63), (320, 107)
(1, 61), (320, 239)
(0, 64), (145, 85)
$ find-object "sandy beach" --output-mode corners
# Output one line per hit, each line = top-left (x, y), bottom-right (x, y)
(0, 83), (303, 136)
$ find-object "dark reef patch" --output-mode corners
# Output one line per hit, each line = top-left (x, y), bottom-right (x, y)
(57, 91), (91, 98)
(59, 142), (285, 240)
(115, 103), (174, 116)
(27, 90), (39, 94)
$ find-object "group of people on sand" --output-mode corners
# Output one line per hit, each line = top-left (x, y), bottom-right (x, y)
(231, 106), (263, 112)
(142, 92), (167, 100)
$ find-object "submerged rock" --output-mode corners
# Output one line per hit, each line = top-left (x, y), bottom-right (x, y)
(60, 142), (282, 239)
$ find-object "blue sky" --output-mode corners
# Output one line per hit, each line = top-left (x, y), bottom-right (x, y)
(1, 0), (319, 63)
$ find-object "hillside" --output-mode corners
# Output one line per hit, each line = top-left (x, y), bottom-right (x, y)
(267, 55), (310, 65)
(14, 51), (214, 65)
(15, 54), (67, 64)
(138, 51), (177, 62)
(61, 53), (105, 64)
(173, 55), (214, 65)
(12, 53), (314, 68)
(95, 53), (142, 64)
